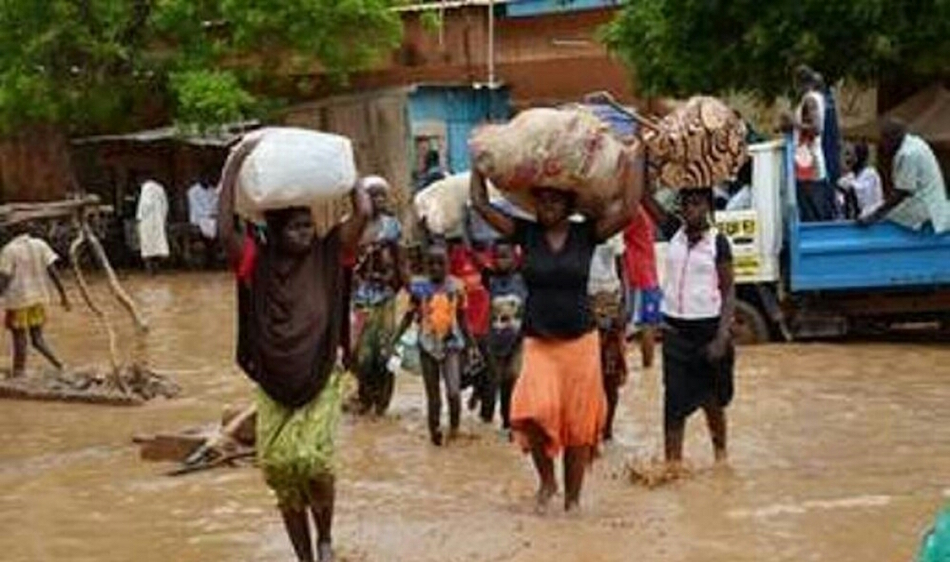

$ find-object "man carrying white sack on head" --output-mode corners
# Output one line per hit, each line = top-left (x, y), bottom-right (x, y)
(136, 179), (170, 274)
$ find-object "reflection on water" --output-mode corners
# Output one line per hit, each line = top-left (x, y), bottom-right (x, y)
(0, 273), (948, 561)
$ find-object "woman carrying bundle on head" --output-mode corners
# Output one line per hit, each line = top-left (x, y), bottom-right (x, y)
(220, 130), (371, 562)
(469, 143), (643, 513)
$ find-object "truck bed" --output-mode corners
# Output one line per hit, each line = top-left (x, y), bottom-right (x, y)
(790, 219), (950, 292)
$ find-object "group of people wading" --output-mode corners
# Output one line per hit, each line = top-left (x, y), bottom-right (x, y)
(217, 136), (736, 562)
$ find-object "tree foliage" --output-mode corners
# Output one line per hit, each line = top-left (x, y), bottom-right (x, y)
(602, 0), (950, 100)
(0, 0), (405, 135)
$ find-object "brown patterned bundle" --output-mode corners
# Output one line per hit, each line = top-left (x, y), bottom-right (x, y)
(643, 96), (748, 189)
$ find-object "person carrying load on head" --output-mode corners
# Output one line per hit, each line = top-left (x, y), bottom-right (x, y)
(219, 129), (371, 562)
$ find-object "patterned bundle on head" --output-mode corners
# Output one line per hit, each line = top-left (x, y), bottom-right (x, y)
(644, 97), (748, 189)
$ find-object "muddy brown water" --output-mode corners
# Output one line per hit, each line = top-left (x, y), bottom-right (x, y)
(1, 273), (948, 562)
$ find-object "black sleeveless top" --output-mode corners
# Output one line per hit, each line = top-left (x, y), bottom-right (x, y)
(512, 218), (597, 339)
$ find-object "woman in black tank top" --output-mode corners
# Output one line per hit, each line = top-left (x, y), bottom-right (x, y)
(470, 147), (643, 513)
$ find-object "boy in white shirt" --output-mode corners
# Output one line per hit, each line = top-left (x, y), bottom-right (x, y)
(0, 226), (70, 377)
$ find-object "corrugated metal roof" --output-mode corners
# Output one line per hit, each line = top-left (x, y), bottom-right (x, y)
(392, 0), (510, 13)
(72, 120), (260, 147)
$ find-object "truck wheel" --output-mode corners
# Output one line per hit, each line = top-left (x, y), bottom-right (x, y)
(733, 299), (770, 345)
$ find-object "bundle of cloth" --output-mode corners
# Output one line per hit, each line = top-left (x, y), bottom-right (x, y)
(641, 96), (749, 190)
(413, 171), (530, 236)
(469, 107), (636, 215)
(235, 127), (356, 234)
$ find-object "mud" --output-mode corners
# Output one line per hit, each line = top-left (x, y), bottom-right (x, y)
(0, 272), (947, 562)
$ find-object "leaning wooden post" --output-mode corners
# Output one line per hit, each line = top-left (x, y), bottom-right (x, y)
(68, 220), (124, 389)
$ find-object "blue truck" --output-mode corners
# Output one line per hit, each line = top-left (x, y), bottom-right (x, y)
(694, 137), (950, 343)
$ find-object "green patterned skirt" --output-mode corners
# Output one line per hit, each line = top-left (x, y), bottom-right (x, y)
(256, 370), (344, 509)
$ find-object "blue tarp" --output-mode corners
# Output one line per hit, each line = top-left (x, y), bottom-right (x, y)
(583, 103), (639, 138)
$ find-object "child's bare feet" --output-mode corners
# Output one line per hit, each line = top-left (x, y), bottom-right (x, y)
(534, 483), (557, 515)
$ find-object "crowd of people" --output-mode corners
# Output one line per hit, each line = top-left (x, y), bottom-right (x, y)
(193, 126), (740, 560)
(3, 69), (947, 561)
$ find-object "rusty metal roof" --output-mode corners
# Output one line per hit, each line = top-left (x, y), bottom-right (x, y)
(72, 120), (260, 147)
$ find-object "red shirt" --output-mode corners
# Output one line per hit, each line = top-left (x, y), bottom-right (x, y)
(624, 206), (658, 290)
(449, 245), (491, 337)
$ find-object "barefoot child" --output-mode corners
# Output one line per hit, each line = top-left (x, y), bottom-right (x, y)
(0, 226), (70, 377)
(480, 241), (527, 432)
(219, 136), (371, 562)
(587, 232), (627, 442)
(395, 244), (468, 446)
(642, 185), (736, 468)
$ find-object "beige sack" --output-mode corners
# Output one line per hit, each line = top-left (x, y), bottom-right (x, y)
(413, 172), (516, 235)
(469, 107), (631, 210)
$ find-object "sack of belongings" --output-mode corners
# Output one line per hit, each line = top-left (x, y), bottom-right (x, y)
(235, 127), (356, 232)
(469, 107), (633, 213)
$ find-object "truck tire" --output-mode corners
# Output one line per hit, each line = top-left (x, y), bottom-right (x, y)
(733, 299), (770, 345)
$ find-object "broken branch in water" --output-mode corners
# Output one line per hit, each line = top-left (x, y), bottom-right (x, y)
(69, 230), (122, 382)
(81, 222), (149, 333)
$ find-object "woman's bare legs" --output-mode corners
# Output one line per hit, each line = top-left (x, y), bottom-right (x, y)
(310, 476), (336, 562)
(525, 422), (557, 512)
(702, 401), (728, 463)
(564, 446), (592, 512)
(280, 508), (313, 562)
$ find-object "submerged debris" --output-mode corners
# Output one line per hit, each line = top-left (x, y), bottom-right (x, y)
(624, 457), (694, 489)
(134, 404), (257, 476)
(0, 365), (181, 406)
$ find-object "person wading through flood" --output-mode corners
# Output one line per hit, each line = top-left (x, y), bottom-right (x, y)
(478, 240), (527, 435)
(587, 231), (627, 442)
(394, 243), (469, 446)
(218, 136), (371, 562)
(469, 147), (642, 513)
(641, 183), (736, 472)
(352, 175), (404, 415)
(0, 224), (71, 377)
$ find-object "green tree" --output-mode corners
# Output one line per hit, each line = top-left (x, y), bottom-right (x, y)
(0, 0), (404, 135)
(602, 0), (950, 99)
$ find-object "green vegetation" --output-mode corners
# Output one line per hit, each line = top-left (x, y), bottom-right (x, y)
(603, 0), (950, 99)
(0, 1), (405, 135)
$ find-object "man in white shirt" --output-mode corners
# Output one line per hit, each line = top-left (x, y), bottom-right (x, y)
(188, 179), (219, 240)
(187, 177), (221, 267)
(860, 119), (950, 233)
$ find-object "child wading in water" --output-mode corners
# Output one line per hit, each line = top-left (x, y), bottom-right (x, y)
(219, 136), (371, 562)
(395, 244), (469, 446)
(643, 184), (736, 470)
(0, 226), (70, 377)
(479, 241), (527, 434)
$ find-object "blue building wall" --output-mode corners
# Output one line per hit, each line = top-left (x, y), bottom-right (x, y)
(504, 0), (621, 18)
(408, 86), (510, 174)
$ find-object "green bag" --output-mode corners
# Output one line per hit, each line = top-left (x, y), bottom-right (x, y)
(918, 506), (950, 562)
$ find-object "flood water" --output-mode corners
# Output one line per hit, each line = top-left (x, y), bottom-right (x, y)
(1, 273), (948, 562)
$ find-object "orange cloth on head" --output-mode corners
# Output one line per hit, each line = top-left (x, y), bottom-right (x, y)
(510, 331), (606, 458)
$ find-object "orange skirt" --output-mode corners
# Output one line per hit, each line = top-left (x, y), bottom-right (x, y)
(510, 331), (607, 458)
